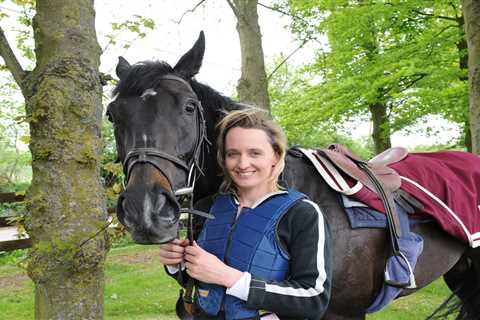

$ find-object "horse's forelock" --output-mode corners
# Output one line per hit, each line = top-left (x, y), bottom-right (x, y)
(112, 60), (174, 97)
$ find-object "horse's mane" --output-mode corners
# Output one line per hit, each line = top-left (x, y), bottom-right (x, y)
(190, 80), (242, 116)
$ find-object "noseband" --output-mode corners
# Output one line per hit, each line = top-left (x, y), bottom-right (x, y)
(121, 75), (213, 219)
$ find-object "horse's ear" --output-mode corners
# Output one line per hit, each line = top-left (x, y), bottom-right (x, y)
(173, 31), (205, 79)
(116, 56), (131, 79)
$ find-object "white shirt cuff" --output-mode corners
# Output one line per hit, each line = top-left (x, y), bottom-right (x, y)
(225, 272), (251, 301)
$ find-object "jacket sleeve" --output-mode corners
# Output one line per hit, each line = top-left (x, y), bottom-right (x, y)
(245, 199), (333, 320)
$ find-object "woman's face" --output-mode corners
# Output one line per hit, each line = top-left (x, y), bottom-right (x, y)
(224, 127), (279, 196)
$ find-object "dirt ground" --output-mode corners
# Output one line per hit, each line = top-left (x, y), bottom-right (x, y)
(0, 272), (30, 290)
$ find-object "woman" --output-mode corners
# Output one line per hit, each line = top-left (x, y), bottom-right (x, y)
(159, 108), (332, 320)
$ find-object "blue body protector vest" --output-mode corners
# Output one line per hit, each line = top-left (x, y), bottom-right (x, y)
(195, 190), (306, 320)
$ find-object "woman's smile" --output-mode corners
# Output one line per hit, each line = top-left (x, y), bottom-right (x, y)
(224, 127), (279, 200)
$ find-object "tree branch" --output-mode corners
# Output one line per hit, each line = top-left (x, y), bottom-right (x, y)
(257, 2), (316, 30)
(258, 2), (291, 17)
(171, 0), (206, 24)
(449, 1), (459, 19)
(0, 25), (26, 94)
(412, 9), (457, 22)
(257, 2), (324, 46)
(225, 0), (239, 19)
(267, 38), (309, 81)
(400, 73), (428, 92)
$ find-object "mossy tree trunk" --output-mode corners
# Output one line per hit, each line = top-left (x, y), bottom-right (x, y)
(0, 0), (108, 319)
(227, 0), (271, 111)
(369, 102), (391, 154)
(463, 0), (480, 154)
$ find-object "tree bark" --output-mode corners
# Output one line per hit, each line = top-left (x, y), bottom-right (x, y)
(227, 0), (271, 111)
(2, 0), (108, 318)
(463, 0), (480, 154)
(369, 103), (391, 154)
(455, 15), (473, 152)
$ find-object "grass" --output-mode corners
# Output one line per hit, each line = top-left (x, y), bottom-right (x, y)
(0, 244), (456, 319)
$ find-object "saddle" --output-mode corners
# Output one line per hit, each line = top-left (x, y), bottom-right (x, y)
(295, 144), (418, 288)
(317, 144), (408, 194)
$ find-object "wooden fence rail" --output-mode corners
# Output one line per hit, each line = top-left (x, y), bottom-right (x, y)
(0, 192), (30, 252)
(0, 192), (117, 252)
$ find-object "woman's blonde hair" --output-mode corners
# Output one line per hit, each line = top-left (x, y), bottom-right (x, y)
(216, 106), (287, 193)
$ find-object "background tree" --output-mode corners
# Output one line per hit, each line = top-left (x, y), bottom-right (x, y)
(462, 0), (480, 154)
(227, 0), (270, 111)
(274, 0), (469, 153)
(0, 0), (108, 318)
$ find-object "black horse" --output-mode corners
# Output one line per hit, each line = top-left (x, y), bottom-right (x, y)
(107, 32), (480, 319)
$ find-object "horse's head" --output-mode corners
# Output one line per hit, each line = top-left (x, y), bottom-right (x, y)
(107, 32), (207, 244)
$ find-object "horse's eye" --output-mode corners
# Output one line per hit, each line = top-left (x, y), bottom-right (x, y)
(185, 102), (195, 114)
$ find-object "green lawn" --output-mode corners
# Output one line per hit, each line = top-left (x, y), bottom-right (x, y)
(0, 245), (455, 319)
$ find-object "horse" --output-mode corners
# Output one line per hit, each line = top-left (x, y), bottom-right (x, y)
(106, 31), (480, 319)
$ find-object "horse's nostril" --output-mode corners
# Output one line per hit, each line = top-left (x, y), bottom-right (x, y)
(118, 197), (133, 228)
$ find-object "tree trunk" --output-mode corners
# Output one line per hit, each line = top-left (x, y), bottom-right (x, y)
(456, 15), (473, 152)
(369, 103), (391, 154)
(463, 0), (480, 154)
(228, 0), (271, 111)
(23, 1), (107, 318)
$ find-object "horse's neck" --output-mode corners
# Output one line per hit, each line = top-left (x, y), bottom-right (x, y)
(191, 80), (242, 200)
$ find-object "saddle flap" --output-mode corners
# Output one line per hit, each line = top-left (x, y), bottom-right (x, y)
(317, 148), (401, 193)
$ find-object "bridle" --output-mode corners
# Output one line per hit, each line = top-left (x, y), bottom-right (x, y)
(116, 75), (214, 317)
(122, 76), (203, 194)
(119, 75), (214, 223)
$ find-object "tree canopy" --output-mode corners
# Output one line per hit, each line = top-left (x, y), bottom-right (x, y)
(272, 0), (469, 152)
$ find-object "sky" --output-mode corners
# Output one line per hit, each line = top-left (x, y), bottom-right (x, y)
(0, 0), (460, 148)
(94, 0), (317, 95)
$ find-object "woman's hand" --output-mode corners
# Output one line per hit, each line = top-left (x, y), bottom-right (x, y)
(184, 242), (243, 288)
(159, 239), (189, 266)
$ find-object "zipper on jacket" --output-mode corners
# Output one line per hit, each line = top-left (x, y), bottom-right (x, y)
(219, 206), (245, 312)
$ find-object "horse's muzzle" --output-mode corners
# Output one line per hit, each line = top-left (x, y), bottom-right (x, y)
(117, 190), (180, 244)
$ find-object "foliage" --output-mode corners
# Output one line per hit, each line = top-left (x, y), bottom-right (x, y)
(0, 0), (36, 65)
(0, 1), (36, 191)
(269, 55), (374, 158)
(273, 0), (467, 148)
(102, 14), (156, 52)
(0, 73), (31, 188)
(0, 247), (28, 265)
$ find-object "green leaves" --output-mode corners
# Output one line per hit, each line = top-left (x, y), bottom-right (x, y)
(272, 0), (468, 150)
(108, 15), (155, 49)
